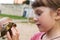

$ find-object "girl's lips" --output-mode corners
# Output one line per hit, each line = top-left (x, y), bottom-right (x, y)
(36, 24), (41, 27)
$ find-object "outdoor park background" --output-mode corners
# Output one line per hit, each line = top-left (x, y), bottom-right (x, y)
(0, 0), (39, 40)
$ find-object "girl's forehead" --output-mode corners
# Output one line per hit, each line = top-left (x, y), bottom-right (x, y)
(34, 7), (51, 11)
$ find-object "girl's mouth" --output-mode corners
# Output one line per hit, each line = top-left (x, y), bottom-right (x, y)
(36, 24), (41, 27)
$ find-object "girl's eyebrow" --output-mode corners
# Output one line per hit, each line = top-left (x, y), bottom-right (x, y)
(35, 9), (43, 14)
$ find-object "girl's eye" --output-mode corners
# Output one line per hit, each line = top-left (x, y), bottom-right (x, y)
(36, 12), (42, 16)
(35, 11), (43, 16)
(37, 13), (41, 16)
(34, 13), (41, 18)
(35, 10), (43, 16)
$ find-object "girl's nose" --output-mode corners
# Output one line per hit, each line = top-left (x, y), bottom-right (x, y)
(33, 17), (38, 23)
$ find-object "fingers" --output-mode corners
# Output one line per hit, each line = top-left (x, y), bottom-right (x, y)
(11, 27), (19, 40)
(11, 27), (17, 36)
(7, 27), (19, 40)
(7, 32), (12, 40)
(15, 28), (20, 40)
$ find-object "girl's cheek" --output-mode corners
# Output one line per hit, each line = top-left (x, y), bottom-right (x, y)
(39, 14), (50, 26)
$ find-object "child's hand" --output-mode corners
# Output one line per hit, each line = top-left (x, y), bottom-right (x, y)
(7, 27), (19, 40)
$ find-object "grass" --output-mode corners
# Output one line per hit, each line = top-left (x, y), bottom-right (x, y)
(0, 14), (27, 19)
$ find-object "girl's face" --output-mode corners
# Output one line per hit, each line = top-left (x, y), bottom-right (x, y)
(34, 7), (56, 32)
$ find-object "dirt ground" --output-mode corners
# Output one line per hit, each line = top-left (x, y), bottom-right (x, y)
(16, 23), (39, 40)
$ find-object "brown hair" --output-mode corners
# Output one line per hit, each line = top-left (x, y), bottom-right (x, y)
(32, 0), (60, 10)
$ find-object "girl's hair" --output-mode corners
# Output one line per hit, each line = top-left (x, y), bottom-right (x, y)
(32, 0), (60, 10)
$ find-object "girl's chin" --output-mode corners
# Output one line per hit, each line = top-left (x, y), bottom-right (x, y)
(39, 29), (47, 32)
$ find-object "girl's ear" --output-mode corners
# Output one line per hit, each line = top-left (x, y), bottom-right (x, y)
(55, 8), (60, 21)
(57, 8), (60, 16)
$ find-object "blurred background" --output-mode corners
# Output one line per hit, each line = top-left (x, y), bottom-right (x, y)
(0, 0), (39, 40)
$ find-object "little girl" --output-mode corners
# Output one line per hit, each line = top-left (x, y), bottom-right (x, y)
(6, 0), (60, 40)
(31, 0), (60, 40)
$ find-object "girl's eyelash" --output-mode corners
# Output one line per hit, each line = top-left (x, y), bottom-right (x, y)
(37, 13), (41, 16)
(36, 11), (43, 16)
(35, 10), (43, 16)
(37, 12), (42, 16)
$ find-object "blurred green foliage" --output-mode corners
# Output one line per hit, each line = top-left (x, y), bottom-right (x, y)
(0, 14), (27, 19)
